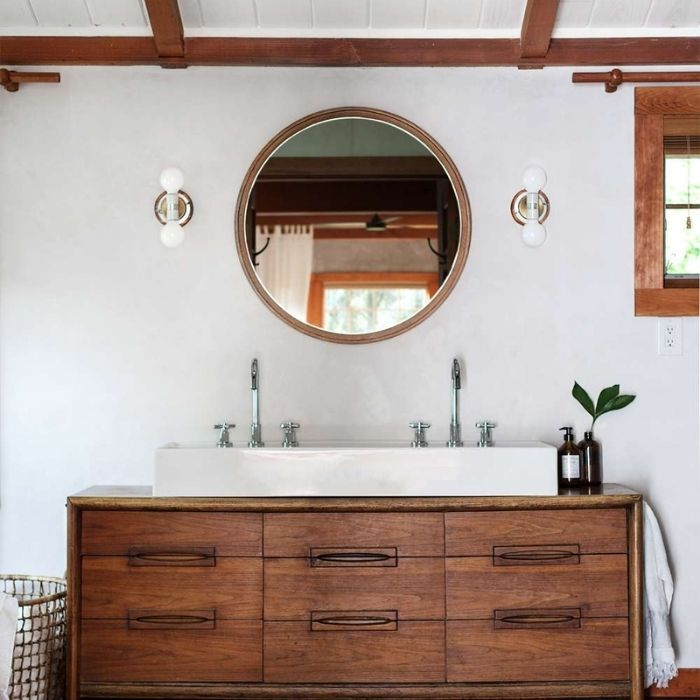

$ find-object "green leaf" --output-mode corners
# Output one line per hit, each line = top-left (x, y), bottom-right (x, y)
(596, 384), (620, 414)
(598, 393), (636, 417)
(572, 381), (595, 418)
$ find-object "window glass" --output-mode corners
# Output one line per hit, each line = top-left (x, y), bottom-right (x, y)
(664, 150), (700, 277)
(323, 288), (430, 333)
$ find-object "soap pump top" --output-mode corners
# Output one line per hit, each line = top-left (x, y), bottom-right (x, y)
(559, 426), (575, 442)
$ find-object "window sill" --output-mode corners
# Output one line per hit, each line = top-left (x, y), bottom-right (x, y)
(635, 287), (699, 316)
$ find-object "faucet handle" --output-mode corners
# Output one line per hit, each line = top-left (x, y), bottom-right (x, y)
(214, 422), (235, 448)
(280, 420), (300, 448)
(409, 421), (430, 448)
(475, 420), (496, 447)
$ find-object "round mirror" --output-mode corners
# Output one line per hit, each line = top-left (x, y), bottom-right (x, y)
(235, 107), (471, 344)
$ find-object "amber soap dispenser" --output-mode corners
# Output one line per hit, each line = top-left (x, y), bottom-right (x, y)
(558, 426), (584, 488)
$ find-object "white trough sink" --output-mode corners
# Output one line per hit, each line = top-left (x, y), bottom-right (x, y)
(153, 441), (558, 497)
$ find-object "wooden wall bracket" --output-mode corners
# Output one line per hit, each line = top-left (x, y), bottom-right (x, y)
(0, 68), (60, 92)
(572, 68), (700, 93)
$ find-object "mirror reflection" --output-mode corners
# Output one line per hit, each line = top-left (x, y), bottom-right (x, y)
(243, 117), (462, 336)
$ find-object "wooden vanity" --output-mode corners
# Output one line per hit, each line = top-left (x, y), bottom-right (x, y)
(67, 485), (643, 699)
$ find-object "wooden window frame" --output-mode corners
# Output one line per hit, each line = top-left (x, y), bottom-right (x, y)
(307, 272), (440, 329)
(635, 87), (700, 316)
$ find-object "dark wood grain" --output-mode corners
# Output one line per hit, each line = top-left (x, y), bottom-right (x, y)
(264, 621), (444, 683)
(81, 511), (262, 556)
(447, 618), (629, 682)
(635, 288), (699, 316)
(80, 619), (262, 682)
(78, 680), (634, 698)
(573, 70), (700, 93)
(264, 512), (444, 557)
(2, 36), (698, 67)
(81, 556), (262, 620)
(635, 87), (700, 317)
(445, 508), (627, 555)
(648, 668), (700, 696)
(520, 0), (560, 59)
(257, 156), (445, 180)
(264, 557), (444, 620)
(143, 0), (184, 59)
(66, 500), (81, 700)
(446, 554), (628, 618)
(68, 489), (642, 700)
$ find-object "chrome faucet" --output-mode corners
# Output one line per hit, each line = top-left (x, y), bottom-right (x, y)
(447, 358), (463, 447)
(214, 422), (235, 448)
(475, 420), (496, 447)
(280, 421), (300, 448)
(409, 421), (430, 448)
(248, 358), (264, 447)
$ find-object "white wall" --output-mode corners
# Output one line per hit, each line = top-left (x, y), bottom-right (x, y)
(1, 66), (698, 665)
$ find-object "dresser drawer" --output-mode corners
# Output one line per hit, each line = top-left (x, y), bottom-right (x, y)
(447, 618), (629, 682)
(81, 511), (262, 556)
(264, 620), (444, 683)
(445, 509), (627, 556)
(264, 513), (443, 557)
(81, 619), (262, 682)
(82, 556), (262, 619)
(265, 557), (444, 620)
(447, 554), (628, 618)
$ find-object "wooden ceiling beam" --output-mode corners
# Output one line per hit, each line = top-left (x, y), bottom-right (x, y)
(0, 36), (697, 68)
(143, 0), (184, 63)
(520, 0), (560, 61)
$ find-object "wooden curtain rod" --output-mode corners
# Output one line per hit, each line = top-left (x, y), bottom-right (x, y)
(572, 68), (700, 93)
(0, 69), (60, 92)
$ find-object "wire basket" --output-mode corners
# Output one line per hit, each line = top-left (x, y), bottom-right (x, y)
(1, 576), (66, 700)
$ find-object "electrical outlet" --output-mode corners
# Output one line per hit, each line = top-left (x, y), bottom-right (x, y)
(658, 318), (682, 355)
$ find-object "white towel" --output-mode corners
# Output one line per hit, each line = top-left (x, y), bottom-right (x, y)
(0, 592), (18, 700)
(643, 502), (678, 688)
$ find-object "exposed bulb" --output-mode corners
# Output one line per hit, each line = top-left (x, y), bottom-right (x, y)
(160, 221), (185, 248)
(522, 165), (547, 193)
(159, 167), (184, 194)
(522, 221), (546, 247)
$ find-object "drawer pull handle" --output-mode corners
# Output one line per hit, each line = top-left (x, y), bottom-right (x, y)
(310, 547), (398, 567)
(499, 550), (576, 561)
(494, 607), (581, 630)
(501, 613), (575, 625)
(315, 552), (391, 563)
(492, 544), (580, 566)
(134, 614), (210, 625)
(315, 615), (393, 626)
(128, 609), (216, 630)
(128, 546), (216, 567)
(310, 609), (398, 631)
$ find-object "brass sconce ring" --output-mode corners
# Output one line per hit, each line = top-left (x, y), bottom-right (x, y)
(154, 190), (194, 226)
(509, 189), (550, 226)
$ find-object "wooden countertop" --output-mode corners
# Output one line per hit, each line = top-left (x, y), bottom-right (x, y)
(67, 484), (641, 511)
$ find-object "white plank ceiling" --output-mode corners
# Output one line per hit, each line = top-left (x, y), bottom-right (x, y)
(0, 0), (698, 37)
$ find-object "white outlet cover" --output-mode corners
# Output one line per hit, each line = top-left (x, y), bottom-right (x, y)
(658, 318), (682, 356)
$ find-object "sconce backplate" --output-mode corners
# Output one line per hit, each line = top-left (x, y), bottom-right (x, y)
(154, 190), (194, 226)
(510, 189), (550, 225)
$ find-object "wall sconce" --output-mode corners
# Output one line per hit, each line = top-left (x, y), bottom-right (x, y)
(154, 167), (193, 248)
(510, 165), (550, 247)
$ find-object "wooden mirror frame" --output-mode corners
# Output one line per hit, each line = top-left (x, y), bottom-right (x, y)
(635, 87), (699, 316)
(235, 107), (471, 344)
